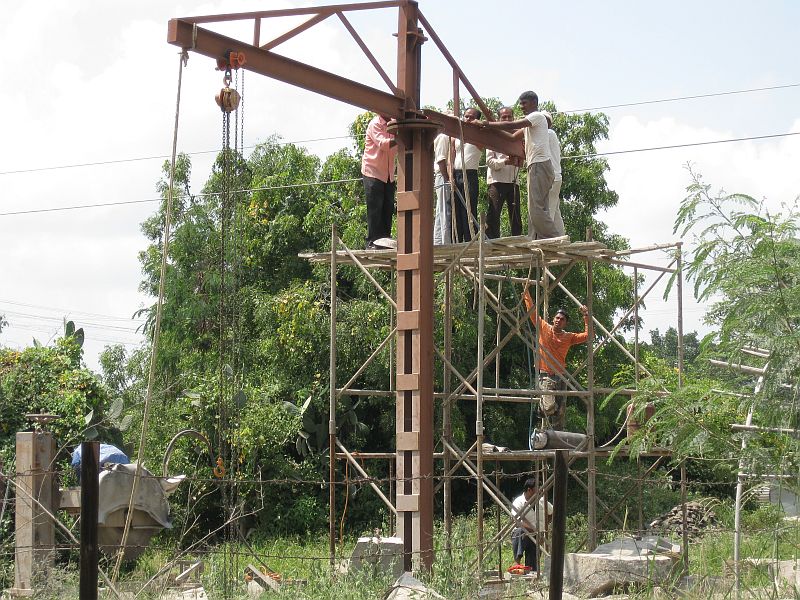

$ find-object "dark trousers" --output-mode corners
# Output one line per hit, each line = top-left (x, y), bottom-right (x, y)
(363, 176), (395, 243)
(486, 182), (521, 238)
(453, 169), (479, 242)
(512, 527), (538, 569)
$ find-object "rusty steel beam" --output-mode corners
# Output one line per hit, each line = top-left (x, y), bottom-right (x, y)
(337, 12), (399, 94)
(181, 1), (404, 24)
(168, 19), (404, 118)
(261, 12), (332, 51)
(417, 11), (494, 121)
(423, 109), (523, 158)
(167, 20), (521, 156)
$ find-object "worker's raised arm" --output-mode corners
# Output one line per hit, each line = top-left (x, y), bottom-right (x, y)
(575, 305), (590, 343)
(522, 288), (539, 326)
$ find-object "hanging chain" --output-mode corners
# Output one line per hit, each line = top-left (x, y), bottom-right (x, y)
(239, 70), (245, 156)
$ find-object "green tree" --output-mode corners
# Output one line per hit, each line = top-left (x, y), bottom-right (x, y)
(624, 171), (800, 488)
(647, 327), (701, 367)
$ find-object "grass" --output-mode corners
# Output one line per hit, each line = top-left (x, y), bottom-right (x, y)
(2, 502), (798, 599)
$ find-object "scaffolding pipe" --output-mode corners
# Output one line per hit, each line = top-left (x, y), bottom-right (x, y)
(586, 229), (597, 550)
(329, 225), (338, 569)
(734, 371), (766, 597)
(476, 216), (486, 570)
(549, 450), (568, 600)
(677, 243), (684, 387)
(443, 271), (453, 553)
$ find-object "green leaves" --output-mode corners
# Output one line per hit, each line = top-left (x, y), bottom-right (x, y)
(621, 170), (800, 487)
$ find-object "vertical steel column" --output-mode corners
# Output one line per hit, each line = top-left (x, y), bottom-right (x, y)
(585, 230), (597, 550)
(394, 0), (438, 571)
(329, 224), (338, 569)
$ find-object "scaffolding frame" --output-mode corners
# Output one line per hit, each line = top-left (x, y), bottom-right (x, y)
(306, 232), (684, 573)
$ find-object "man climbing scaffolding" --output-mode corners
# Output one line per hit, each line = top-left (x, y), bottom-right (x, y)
(522, 286), (589, 428)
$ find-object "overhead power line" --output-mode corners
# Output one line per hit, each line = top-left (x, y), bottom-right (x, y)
(571, 130), (800, 160)
(2, 128), (799, 218)
(562, 82), (800, 114)
(0, 177), (362, 216)
(0, 298), (146, 322)
(0, 82), (797, 177)
(0, 134), (360, 177)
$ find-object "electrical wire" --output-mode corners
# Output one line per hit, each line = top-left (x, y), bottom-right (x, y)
(2, 127), (799, 219)
(0, 298), (146, 322)
(561, 82), (800, 114)
(0, 177), (362, 216)
(0, 134), (364, 177)
(567, 130), (800, 160)
(0, 82), (796, 177)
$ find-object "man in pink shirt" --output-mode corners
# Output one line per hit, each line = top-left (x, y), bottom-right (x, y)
(361, 114), (398, 249)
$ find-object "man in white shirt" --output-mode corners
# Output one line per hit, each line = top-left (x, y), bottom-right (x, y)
(486, 107), (522, 238)
(452, 108), (483, 242)
(433, 131), (453, 245)
(541, 110), (565, 236)
(480, 91), (560, 239)
(510, 477), (552, 571)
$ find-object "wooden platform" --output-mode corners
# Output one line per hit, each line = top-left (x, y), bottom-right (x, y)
(301, 235), (620, 271)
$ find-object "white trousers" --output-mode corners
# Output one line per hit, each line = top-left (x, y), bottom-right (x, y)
(548, 177), (564, 236)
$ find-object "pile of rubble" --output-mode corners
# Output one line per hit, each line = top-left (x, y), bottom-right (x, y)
(647, 501), (718, 538)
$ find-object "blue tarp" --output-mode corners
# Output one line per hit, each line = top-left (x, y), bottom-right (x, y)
(71, 443), (130, 477)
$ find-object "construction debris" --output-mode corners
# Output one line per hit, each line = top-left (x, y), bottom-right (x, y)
(647, 501), (718, 538)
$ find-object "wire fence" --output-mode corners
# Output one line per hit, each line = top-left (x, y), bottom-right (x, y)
(1, 456), (798, 599)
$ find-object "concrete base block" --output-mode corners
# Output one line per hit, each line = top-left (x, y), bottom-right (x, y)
(384, 573), (445, 599)
(563, 536), (680, 597)
(350, 536), (405, 579)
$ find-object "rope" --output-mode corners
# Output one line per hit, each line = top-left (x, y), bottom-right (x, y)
(339, 459), (350, 554)
(110, 49), (188, 584)
(455, 115), (481, 239)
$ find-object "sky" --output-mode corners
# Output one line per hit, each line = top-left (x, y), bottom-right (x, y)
(1, 0), (799, 372)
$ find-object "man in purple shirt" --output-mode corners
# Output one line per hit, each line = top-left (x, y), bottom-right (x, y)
(361, 114), (398, 249)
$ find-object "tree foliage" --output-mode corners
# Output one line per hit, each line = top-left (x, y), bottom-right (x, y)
(623, 170), (799, 493)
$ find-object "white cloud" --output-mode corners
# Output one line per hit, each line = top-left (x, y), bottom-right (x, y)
(598, 115), (800, 339)
(2, 2), (798, 372)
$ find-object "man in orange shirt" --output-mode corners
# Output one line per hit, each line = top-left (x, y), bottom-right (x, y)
(523, 287), (589, 427)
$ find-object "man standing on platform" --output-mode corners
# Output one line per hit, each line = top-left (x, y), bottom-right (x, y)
(361, 113), (398, 250)
(541, 110), (565, 236)
(433, 127), (453, 245)
(486, 106), (522, 238)
(452, 108), (483, 242)
(480, 91), (560, 239)
(523, 287), (589, 428)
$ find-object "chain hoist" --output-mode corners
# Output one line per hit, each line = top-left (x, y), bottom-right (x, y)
(214, 50), (245, 114)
